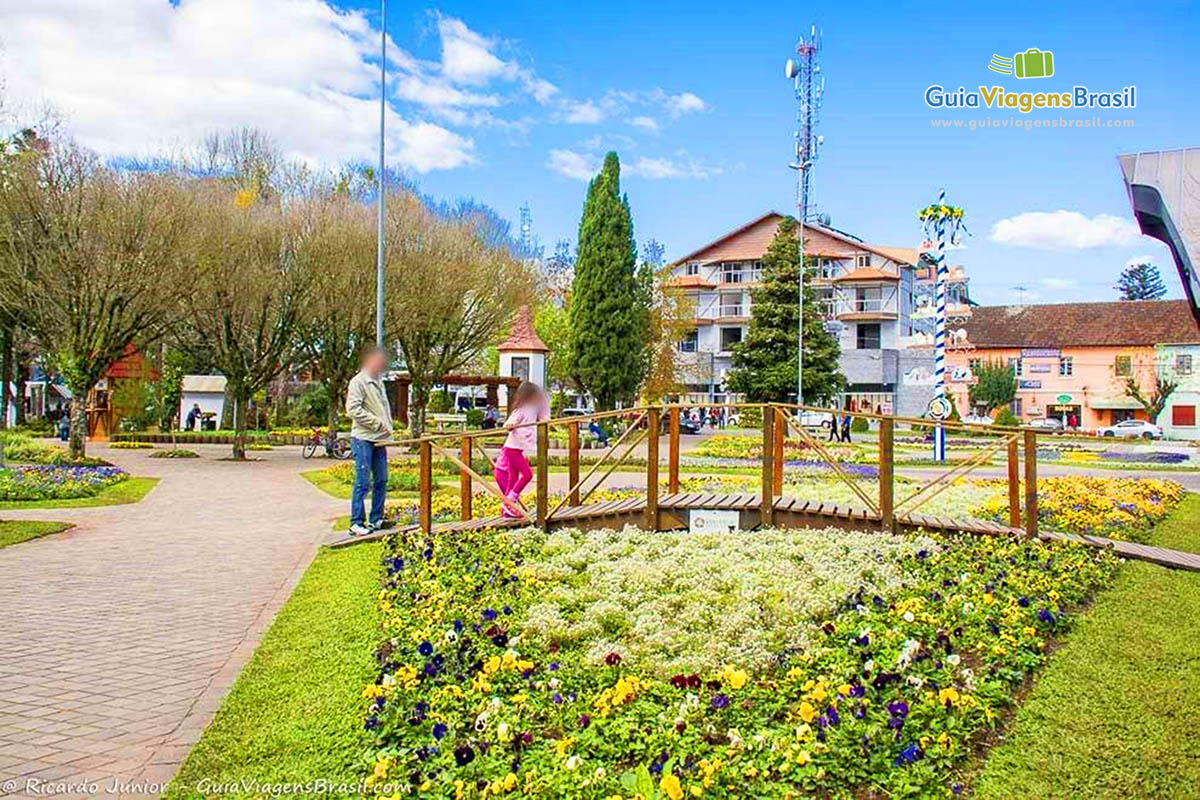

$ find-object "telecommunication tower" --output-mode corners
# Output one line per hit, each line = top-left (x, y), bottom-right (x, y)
(785, 25), (824, 404)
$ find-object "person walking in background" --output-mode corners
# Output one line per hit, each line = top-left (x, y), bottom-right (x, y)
(185, 403), (201, 431)
(840, 410), (852, 443)
(345, 348), (393, 536)
(494, 381), (549, 519)
(482, 404), (500, 429)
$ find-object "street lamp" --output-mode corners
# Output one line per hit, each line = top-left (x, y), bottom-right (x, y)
(376, 0), (387, 349)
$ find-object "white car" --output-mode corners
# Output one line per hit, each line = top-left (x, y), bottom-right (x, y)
(1026, 417), (1063, 431)
(1097, 419), (1163, 439)
(796, 410), (834, 429)
(961, 414), (994, 426)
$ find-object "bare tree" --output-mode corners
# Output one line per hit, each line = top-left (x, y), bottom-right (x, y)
(295, 175), (377, 436)
(386, 193), (537, 438)
(178, 183), (310, 460)
(0, 139), (192, 458)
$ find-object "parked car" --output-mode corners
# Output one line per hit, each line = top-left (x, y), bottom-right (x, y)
(961, 414), (994, 426)
(1097, 419), (1163, 439)
(1026, 417), (1063, 431)
(561, 407), (594, 418)
(795, 410), (834, 429)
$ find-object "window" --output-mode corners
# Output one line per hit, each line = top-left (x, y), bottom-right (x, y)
(1009, 397), (1022, 417)
(1008, 357), (1023, 377)
(1173, 405), (1197, 427)
(721, 263), (742, 284)
(678, 330), (698, 353)
(818, 258), (838, 279)
(719, 327), (743, 352)
(1176, 354), (1194, 376)
(685, 262), (699, 276)
(856, 323), (881, 350)
(510, 356), (530, 381)
(1059, 356), (1073, 376)
(968, 358), (982, 372)
(1114, 355), (1132, 377)
(854, 253), (871, 269)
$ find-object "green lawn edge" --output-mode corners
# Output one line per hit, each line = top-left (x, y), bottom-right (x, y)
(164, 541), (382, 799)
(0, 520), (74, 549)
(971, 493), (1200, 799)
(0, 476), (160, 510)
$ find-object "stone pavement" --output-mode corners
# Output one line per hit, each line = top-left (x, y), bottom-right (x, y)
(0, 444), (344, 799)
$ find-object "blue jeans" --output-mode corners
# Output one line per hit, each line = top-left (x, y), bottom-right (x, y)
(350, 438), (388, 527)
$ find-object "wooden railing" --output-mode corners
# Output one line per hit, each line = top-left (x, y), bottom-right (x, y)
(391, 402), (1040, 538)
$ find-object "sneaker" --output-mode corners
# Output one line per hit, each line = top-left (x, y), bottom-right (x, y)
(348, 523), (372, 537)
(369, 519), (396, 531)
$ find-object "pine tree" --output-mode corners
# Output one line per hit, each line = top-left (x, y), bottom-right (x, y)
(1116, 261), (1167, 300)
(726, 216), (842, 403)
(568, 152), (646, 409)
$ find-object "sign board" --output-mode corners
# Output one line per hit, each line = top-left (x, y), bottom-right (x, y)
(1056, 393), (1073, 403)
(1027, 363), (1052, 374)
(880, 401), (894, 415)
(1021, 348), (1060, 358)
(949, 366), (973, 382)
(1019, 379), (1042, 389)
(689, 509), (740, 534)
(927, 396), (952, 420)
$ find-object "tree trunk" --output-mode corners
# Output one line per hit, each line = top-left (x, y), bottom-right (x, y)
(231, 387), (249, 460)
(409, 381), (429, 440)
(0, 325), (11, 430)
(326, 380), (344, 437)
(14, 351), (29, 427)
(68, 390), (89, 461)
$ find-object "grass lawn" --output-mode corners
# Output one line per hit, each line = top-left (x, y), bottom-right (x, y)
(0, 476), (159, 510)
(164, 541), (382, 799)
(0, 520), (73, 548)
(972, 493), (1200, 799)
(301, 468), (448, 501)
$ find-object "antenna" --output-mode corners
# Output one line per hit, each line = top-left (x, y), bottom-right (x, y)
(785, 24), (823, 405)
(1011, 284), (1029, 308)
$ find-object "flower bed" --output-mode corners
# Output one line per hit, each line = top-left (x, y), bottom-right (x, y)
(0, 465), (129, 501)
(973, 476), (1183, 542)
(689, 435), (863, 463)
(0, 432), (110, 467)
(321, 459), (458, 494)
(364, 524), (1118, 798)
(149, 449), (199, 459)
(110, 441), (156, 450)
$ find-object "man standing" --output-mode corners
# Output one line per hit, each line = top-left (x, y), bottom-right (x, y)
(346, 348), (393, 536)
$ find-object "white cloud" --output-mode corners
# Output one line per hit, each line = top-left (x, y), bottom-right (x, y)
(561, 100), (605, 125)
(660, 90), (706, 116)
(989, 210), (1141, 250)
(547, 149), (599, 181)
(0, 0), (474, 172)
(547, 148), (720, 181)
(434, 14), (557, 104)
(628, 115), (659, 133)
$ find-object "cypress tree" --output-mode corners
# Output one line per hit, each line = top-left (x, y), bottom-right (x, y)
(726, 216), (842, 403)
(568, 152), (646, 409)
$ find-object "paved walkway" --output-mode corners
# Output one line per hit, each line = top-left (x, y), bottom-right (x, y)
(0, 445), (343, 799)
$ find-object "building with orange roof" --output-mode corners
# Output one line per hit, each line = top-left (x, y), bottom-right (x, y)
(667, 211), (938, 416)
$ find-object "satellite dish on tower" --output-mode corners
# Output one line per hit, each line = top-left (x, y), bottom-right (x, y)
(785, 59), (798, 79)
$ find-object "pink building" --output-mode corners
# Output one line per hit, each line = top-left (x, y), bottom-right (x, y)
(946, 300), (1199, 429)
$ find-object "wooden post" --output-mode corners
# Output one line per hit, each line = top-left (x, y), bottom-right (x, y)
(667, 407), (681, 494)
(772, 407), (786, 496)
(761, 405), (775, 527)
(1007, 437), (1021, 528)
(1023, 429), (1038, 537)
(536, 421), (549, 528)
(418, 440), (432, 534)
(645, 408), (660, 530)
(567, 421), (581, 506)
(878, 417), (894, 532)
(459, 435), (473, 521)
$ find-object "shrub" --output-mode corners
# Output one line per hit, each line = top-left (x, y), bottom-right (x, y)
(736, 406), (761, 428)
(465, 408), (485, 428)
(428, 390), (453, 414)
(850, 416), (870, 433)
(149, 449), (200, 459)
(993, 407), (1019, 427)
(0, 433), (110, 466)
(110, 441), (156, 450)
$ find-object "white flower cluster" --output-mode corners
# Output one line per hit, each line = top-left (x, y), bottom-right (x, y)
(514, 525), (936, 676)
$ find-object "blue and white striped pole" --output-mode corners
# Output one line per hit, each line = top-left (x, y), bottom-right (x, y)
(932, 188), (948, 463)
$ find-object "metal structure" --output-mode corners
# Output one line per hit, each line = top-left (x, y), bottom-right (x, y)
(375, 0), (387, 348)
(785, 25), (824, 404)
(920, 190), (967, 463)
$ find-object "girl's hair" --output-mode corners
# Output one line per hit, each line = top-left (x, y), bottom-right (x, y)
(512, 381), (542, 409)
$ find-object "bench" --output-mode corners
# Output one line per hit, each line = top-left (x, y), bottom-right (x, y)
(429, 413), (468, 432)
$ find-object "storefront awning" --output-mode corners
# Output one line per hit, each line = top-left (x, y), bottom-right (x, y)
(1089, 396), (1143, 410)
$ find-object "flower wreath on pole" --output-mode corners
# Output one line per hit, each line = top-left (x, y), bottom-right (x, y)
(918, 203), (968, 244)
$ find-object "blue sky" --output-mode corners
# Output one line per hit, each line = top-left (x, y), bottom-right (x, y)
(4, 0), (1198, 305)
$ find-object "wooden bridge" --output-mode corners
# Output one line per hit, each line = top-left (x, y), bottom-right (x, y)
(328, 403), (1200, 573)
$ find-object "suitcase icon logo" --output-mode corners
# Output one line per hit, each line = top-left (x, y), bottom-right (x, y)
(988, 48), (1055, 79)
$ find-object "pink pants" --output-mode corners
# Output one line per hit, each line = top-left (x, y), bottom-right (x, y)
(494, 447), (532, 500)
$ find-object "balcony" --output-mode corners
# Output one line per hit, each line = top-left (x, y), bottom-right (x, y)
(718, 303), (749, 319)
(835, 297), (898, 321)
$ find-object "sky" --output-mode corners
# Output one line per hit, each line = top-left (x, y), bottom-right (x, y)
(1, 0), (1197, 306)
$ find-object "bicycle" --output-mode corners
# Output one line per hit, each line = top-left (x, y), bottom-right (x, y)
(301, 428), (351, 460)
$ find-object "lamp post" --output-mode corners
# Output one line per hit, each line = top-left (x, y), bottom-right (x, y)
(375, 0), (387, 349)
